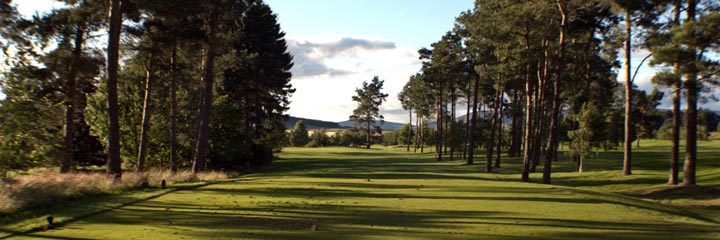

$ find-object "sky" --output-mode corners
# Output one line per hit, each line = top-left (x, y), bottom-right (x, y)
(6, 0), (720, 123)
(263, 0), (476, 122)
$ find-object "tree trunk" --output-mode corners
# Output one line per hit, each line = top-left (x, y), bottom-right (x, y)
(668, 0), (681, 185)
(521, 31), (533, 182)
(495, 87), (503, 169)
(436, 82), (443, 161)
(444, 103), (449, 155)
(464, 86), (471, 160)
(414, 113), (420, 152)
(136, 60), (154, 172)
(579, 156), (584, 174)
(420, 117), (425, 153)
(487, 92), (497, 173)
(623, 8), (633, 176)
(508, 90), (520, 157)
(366, 117), (371, 149)
(683, 0), (697, 186)
(192, 6), (219, 173)
(406, 108), (412, 151)
(61, 25), (85, 173)
(531, 53), (547, 173)
(543, 0), (567, 184)
(468, 75), (480, 165)
(450, 90), (456, 161)
(170, 36), (178, 174)
(106, 0), (123, 177)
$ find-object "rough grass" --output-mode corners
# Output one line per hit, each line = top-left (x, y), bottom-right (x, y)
(0, 170), (234, 213)
(4, 140), (718, 239)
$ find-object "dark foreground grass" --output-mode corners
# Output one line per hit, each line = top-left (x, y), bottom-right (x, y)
(2, 140), (719, 239)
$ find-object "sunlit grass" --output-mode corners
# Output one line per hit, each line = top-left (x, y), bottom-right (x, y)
(4, 141), (718, 239)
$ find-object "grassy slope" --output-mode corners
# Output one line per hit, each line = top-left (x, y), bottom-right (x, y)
(6, 140), (720, 239)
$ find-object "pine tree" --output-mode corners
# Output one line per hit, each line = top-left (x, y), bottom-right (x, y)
(350, 76), (389, 149)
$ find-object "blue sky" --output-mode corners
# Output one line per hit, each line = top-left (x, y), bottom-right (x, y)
(264, 0), (475, 122)
(264, 0), (473, 51)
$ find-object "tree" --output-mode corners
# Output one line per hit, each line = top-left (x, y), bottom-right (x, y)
(106, 0), (123, 177)
(674, 1), (720, 185)
(398, 79), (414, 152)
(649, 0), (683, 185)
(290, 120), (309, 147)
(569, 103), (601, 173)
(350, 76), (389, 149)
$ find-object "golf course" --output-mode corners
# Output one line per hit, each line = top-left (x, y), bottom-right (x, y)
(2, 140), (718, 239)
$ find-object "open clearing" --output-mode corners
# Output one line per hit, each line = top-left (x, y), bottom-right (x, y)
(5, 141), (720, 239)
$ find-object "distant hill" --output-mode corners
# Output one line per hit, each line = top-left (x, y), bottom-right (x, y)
(284, 116), (407, 131)
(338, 120), (407, 131)
(285, 116), (343, 130)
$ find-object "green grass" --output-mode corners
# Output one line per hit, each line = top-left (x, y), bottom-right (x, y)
(2, 140), (719, 239)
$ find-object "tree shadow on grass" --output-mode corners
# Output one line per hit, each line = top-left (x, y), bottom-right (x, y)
(34, 197), (719, 240)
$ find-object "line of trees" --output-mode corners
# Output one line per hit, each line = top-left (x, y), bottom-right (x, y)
(399, 0), (719, 185)
(0, 0), (294, 177)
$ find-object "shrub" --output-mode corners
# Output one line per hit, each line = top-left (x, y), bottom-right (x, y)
(305, 140), (320, 148)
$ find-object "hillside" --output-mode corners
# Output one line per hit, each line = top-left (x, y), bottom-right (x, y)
(285, 116), (407, 130)
(284, 116), (343, 130)
(338, 119), (407, 130)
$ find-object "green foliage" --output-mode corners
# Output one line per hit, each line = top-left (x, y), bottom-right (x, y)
(350, 76), (389, 148)
(381, 131), (400, 146)
(397, 124), (415, 146)
(568, 103), (599, 173)
(309, 129), (329, 147)
(289, 121), (309, 147)
(336, 128), (365, 147)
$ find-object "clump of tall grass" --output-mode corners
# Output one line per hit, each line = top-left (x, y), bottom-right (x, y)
(0, 170), (235, 213)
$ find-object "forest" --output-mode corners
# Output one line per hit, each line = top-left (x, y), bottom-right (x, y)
(1, 0), (294, 176)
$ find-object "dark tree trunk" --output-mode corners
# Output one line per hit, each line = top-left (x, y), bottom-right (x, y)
(668, 0), (681, 185)
(450, 90), (456, 161)
(521, 32), (533, 182)
(531, 53), (547, 173)
(366, 117), (371, 149)
(106, 0), (123, 176)
(683, 0), (697, 186)
(464, 86), (471, 160)
(684, 75), (697, 186)
(61, 25), (85, 173)
(192, 7), (219, 173)
(488, 85), (501, 172)
(623, 9), (633, 176)
(436, 81), (443, 161)
(444, 103), (449, 155)
(407, 108), (412, 151)
(468, 75), (480, 165)
(508, 90), (520, 157)
(137, 60), (154, 172)
(420, 117), (424, 153)
(530, 57), (543, 173)
(495, 87), (503, 169)
(543, 0), (567, 184)
(170, 36), (178, 174)
(414, 113), (420, 152)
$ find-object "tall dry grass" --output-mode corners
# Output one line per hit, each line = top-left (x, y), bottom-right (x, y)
(0, 170), (235, 213)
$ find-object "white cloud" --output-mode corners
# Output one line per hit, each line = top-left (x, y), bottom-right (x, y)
(286, 34), (421, 123)
(617, 49), (720, 111)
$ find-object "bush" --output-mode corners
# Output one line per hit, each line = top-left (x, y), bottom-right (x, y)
(305, 140), (320, 148)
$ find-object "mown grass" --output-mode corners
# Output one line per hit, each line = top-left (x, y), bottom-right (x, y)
(5, 140), (718, 239)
